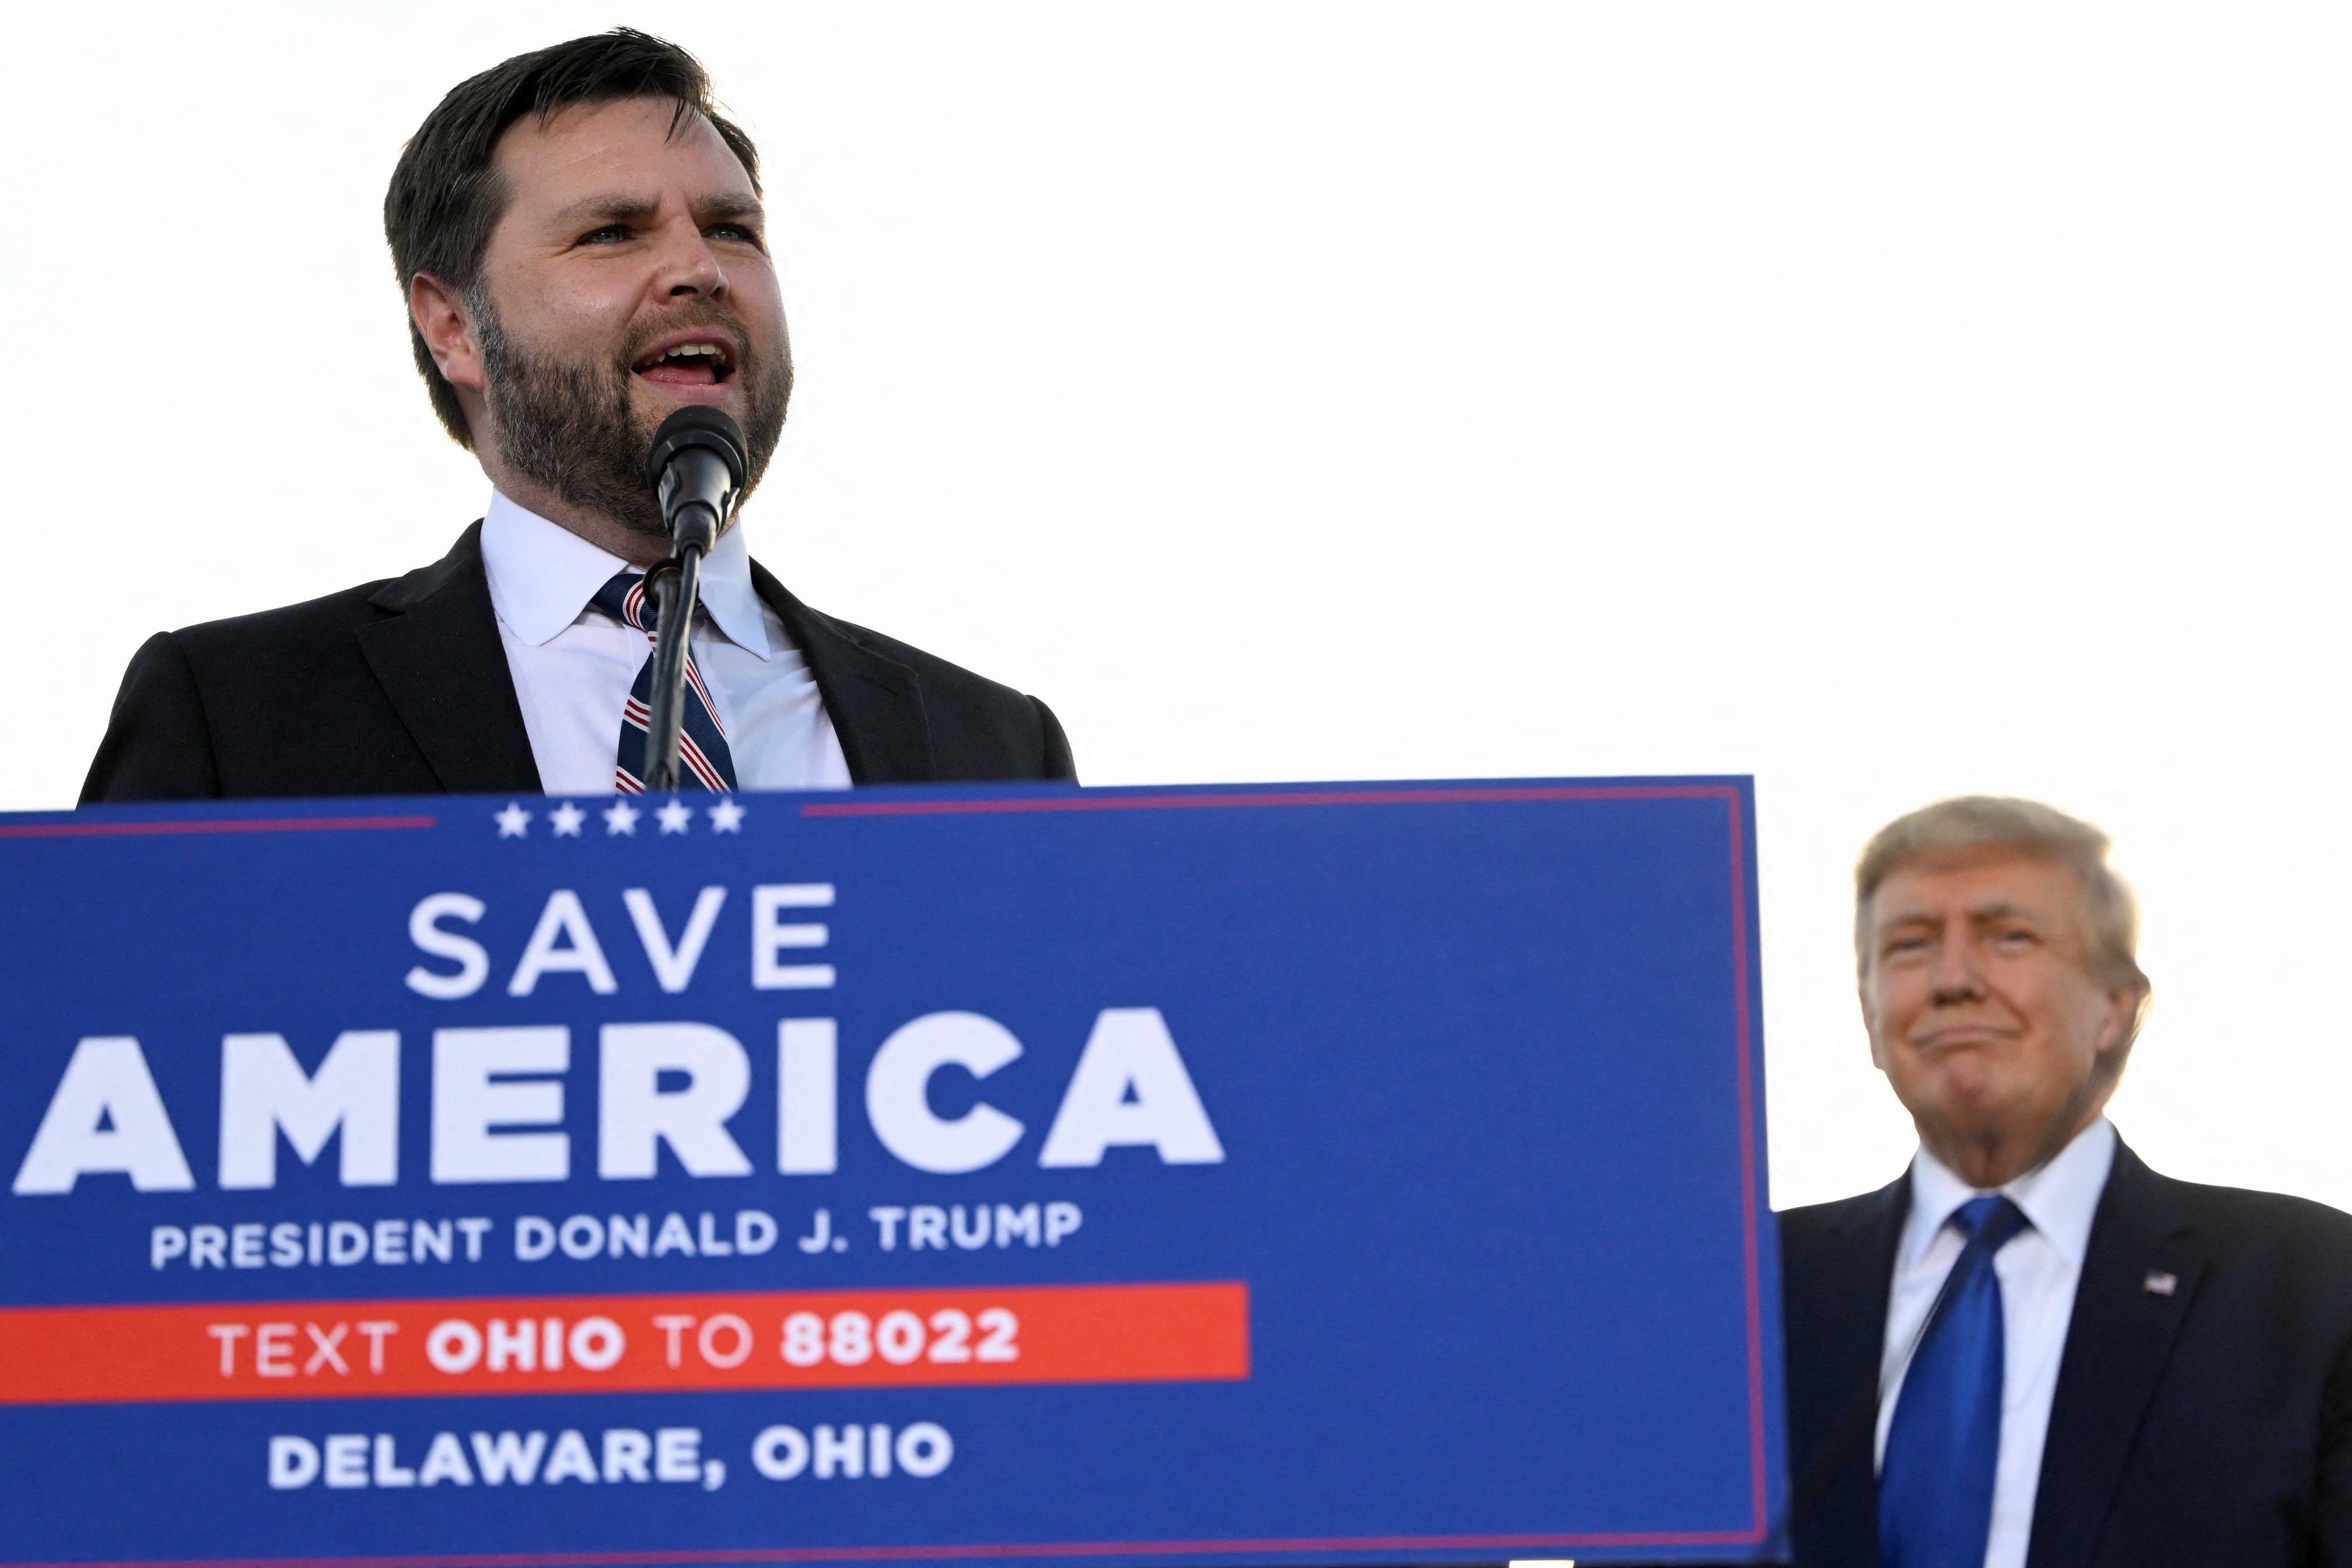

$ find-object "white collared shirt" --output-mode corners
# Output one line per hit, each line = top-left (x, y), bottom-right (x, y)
(480, 491), (852, 796)
(1874, 1116), (2116, 1568)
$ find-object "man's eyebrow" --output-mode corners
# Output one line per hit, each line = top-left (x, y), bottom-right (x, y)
(541, 192), (764, 232)
(546, 194), (661, 230)
(1874, 900), (2045, 941)
(694, 191), (765, 223)
(1874, 910), (1940, 937)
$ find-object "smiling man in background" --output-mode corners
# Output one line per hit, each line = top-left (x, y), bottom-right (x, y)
(82, 29), (1073, 804)
(1780, 796), (2352, 1566)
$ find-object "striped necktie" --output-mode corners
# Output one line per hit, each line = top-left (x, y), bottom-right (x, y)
(588, 570), (739, 794)
(1878, 1194), (2031, 1568)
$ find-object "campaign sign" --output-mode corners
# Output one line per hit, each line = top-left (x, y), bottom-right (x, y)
(0, 778), (1784, 1566)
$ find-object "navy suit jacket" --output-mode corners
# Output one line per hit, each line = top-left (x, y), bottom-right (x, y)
(80, 523), (1075, 802)
(1780, 1140), (2352, 1566)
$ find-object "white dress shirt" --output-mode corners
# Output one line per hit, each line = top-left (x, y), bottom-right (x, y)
(1874, 1116), (2117, 1568)
(480, 491), (852, 796)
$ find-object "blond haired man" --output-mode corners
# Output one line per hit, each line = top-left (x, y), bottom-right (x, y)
(1780, 797), (2352, 1567)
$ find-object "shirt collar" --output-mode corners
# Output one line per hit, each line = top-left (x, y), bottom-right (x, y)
(480, 489), (772, 660)
(1901, 1115), (2116, 1272)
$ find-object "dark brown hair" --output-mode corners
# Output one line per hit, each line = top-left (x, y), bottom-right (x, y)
(383, 29), (761, 449)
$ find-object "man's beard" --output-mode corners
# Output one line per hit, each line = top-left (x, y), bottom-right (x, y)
(474, 293), (790, 543)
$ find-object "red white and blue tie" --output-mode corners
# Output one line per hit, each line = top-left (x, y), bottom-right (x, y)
(589, 570), (739, 793)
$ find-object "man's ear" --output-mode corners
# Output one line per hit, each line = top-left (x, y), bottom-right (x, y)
(1861, 981), (1891, 1071)
(410, 272), (485, 394)
(2094, 981), (2147, 1062)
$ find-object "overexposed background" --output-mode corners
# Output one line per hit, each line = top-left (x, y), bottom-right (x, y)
(4, 4), (2345, 1211)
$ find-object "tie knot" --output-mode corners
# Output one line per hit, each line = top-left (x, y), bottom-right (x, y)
(590, 570), (657, 634)
(1950, 1194), (2029, 1253)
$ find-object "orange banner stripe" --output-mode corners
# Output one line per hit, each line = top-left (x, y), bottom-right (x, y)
(0, 1282), (1248, 1406)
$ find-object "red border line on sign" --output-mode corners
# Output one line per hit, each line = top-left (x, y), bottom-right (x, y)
(0, 816), (436, 839)
(1, 1530), (1765, 1568)
(802, 785), (1728, 817)
(1724, 786), (1769, 1534)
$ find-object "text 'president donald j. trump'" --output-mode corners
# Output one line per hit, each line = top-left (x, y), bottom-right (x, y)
(1782, 796), (2352, 1567)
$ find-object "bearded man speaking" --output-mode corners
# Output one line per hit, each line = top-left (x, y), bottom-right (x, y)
(81, 30), (1074, 803)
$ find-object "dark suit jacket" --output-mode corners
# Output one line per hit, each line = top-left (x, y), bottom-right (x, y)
(80, 523), (1075, 802)
(1781, 1139), (2352, 1566)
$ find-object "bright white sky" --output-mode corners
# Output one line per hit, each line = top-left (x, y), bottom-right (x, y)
(4, 4), (2347, 1213)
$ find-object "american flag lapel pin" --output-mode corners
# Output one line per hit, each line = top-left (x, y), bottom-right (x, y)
(2144, 1269), (2179, 1296)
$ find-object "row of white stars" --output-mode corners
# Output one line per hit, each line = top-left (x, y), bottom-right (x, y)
(495, 799), (747, 838)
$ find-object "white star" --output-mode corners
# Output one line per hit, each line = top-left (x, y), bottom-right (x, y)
(708, 799), (746, 833)
(549, 802), (586, 837)
(604, 800), (641, 836)
(657, 798), (695, 835)
(495, 802), (531, 838)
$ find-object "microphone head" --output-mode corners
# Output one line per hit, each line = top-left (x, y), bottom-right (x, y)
(645, 405), (748, 496)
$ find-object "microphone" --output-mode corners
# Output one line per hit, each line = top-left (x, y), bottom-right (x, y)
(644, 405), (748, 558)
(636, 406), (748, 791)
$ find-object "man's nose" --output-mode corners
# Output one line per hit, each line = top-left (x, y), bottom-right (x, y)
(1929, 934), (1984, 1003)
(653, 218), (726, 300)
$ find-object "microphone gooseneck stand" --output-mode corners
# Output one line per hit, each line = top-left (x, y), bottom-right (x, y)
(638, 534), (708, 792)
(638, 406), (751, 792)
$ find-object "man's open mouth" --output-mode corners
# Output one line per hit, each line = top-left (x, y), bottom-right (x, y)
(631, 336), (737, 387)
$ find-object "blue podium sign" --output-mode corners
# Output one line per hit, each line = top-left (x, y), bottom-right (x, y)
(0, 779), (1784, 1566)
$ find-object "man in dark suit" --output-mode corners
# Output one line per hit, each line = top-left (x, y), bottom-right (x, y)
(83, 30), (1072, 805)
(1781, 796), (2352, 1566)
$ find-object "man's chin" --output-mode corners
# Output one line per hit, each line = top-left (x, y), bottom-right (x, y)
(1898, 1059), (2024, 1131)
(1914, 1080), (2081, 1153)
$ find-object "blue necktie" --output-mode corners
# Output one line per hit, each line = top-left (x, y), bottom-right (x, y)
(1879, 1194), (2031, 1568)
(589, 570), (740, 793)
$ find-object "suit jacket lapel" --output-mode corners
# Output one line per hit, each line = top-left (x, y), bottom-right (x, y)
(354, 522), (543, 794)
(750, 561), (937, 783)
(1791, 1174), (1910, 1565)
(2025, 1140), (2207, 1564)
